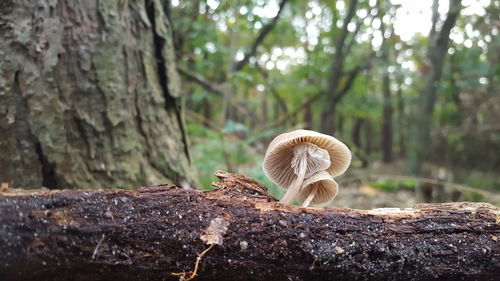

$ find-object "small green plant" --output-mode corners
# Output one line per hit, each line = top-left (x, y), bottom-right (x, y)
(188, 123), (282, 194)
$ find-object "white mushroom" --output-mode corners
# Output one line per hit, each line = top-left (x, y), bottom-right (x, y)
(263, 129), (351, 205)
(299, 171), (338, 207)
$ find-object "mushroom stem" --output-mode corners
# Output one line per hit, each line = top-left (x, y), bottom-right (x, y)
(301, 187), (317, 208)
(279, 155), (307, 205)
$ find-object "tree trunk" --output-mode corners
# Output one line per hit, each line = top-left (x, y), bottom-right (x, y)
(406, 0), (462, 175)
(303, 102), (313, 130)
(203, 98), (212, 127)
(321, 106), (336, 135)
(381, 74), (393, 163)
(364, 120), (373, 156)
(1, 171), (499, 281)
(352, 118), (364, 148)
(0, 0), (197, 189)
(258, 89), (267, 124)
(320, 0), (359, 134)
(396, 82), (405, 158)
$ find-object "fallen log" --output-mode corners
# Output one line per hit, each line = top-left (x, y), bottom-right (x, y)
(0, 171), (499, 281)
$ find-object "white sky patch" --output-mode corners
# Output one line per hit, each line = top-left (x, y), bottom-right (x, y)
(392, 0), (442, 41)
(239, 6), (248, 15)
(462, 0), (489, 16)
(392, 0), (488, 41)
(235, 50), (245, 61)
(253, 0), (280, 18)
(206, 0), (219, 11)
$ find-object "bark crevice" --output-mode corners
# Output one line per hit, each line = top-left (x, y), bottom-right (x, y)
(145, 0), (191, 164)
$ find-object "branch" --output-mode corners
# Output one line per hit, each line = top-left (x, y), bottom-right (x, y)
(332, 62), (368, 105)
(264, 91), (324, 129)
(436, 0), (462, 49)
(429, 0), (439, 38)
(255, 63), (288, 114)
(177, 66), (227, 96)
(265, 54), (371, 130)
(1, 172), (499, 281)
(177, 67), (261, 125)
(233, 0), (290, 71)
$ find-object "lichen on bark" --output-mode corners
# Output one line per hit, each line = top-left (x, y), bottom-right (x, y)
(0, 0), (196, 189)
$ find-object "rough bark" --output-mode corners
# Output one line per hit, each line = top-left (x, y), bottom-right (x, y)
(1, 171), (499, 281)
(0, 0), (196, 189)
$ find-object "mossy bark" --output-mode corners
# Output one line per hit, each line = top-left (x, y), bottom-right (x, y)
(0, 0), (197, 189)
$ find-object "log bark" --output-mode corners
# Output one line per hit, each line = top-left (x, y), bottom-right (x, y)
(1, 171), (499, 281)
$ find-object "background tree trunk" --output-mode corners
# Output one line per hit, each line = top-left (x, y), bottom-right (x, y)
(352, 118), (364, 148)
(320, 0), (358, 135)
(1, 172), (499, 281)
(381, 74), (393, 163)
(396, 81), (405, 158)
(364, 120), (373, 156)
(0, 0), (197, 189)
(406, 0), (462, 175)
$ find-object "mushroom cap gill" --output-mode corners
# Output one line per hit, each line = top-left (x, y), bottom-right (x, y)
(263, 129), (351, 188)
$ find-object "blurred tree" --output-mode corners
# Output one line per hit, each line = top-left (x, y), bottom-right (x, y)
(320, 0), (360, 135)
(0, 0), (197, 188)
(169, 0), (499, 192)
(407, 0), (462, 175)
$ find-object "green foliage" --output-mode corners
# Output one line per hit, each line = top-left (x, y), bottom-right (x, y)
(188, 123), (284, 197)
(172, 0), (500, 198)
(370, 180), (417, 192)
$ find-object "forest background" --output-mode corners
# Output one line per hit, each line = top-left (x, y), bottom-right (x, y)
(1, 0), (499, 208)
(174, 0), (500, 207)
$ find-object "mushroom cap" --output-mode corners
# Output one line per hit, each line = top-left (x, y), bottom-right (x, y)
(298, 171), (339, 205)
(263, 129), (351, 188)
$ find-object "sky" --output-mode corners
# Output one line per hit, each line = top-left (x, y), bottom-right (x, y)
(392, 0), (488, 41)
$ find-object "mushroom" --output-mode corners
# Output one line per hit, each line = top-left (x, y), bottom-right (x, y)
(298, 171), (338, 207)
(263, 129), (351, 205)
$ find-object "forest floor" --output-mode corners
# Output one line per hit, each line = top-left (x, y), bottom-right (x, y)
(329, 160), (500, 209)
(326, 180), (416, 209)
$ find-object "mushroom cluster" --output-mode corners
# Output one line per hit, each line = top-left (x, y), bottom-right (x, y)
(263, 129), (351, 207)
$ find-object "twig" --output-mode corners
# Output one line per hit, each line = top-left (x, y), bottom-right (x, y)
(177, 67), (227, 97)
(172, 244), (215, 281)
(91, 234), (106, 260)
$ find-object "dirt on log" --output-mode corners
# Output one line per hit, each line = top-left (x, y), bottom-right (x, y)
(0, 171), (499, 281)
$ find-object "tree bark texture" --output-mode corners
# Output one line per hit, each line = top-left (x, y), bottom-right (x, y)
(1, 171), (499, 281)
(0, 0), (196, 189)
